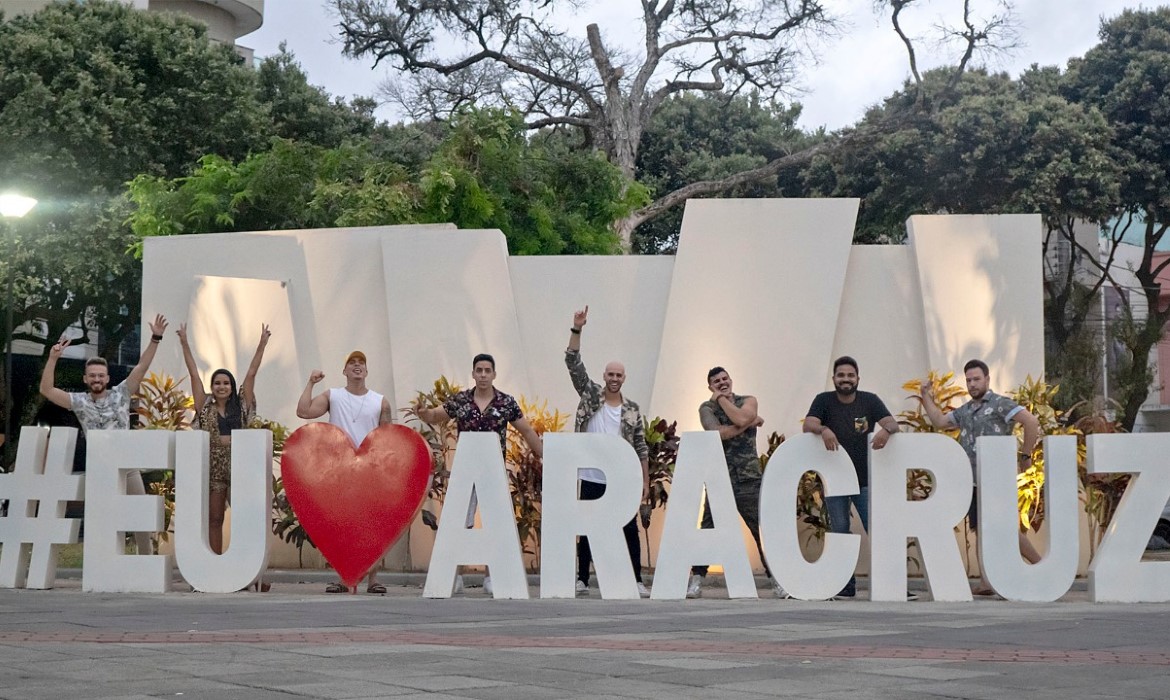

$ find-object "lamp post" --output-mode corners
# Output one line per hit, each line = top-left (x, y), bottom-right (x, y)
(1, 192), (38, 470)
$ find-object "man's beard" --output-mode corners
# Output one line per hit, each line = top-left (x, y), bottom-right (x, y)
(835, 383), (857, 396)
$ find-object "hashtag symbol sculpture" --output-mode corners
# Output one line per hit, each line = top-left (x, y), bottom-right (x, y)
(0, 427), (84, 589)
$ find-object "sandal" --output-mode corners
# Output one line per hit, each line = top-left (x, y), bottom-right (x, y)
(366, 582), (387, 595)
(325, 582), (349, 593)
(971, 586), (996, 596)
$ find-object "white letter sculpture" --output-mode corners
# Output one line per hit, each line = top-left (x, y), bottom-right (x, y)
(870, 433), (972, 602)
(423, 432), (528, 599)
(540, 433), (642, 599)
(0, 427), (84, 589)
(83, 430), (173, 593)
(174, 430), (272, 593)
(979, 435), (1079, 601)
(652, 431), (757, 599)
(1087, 433), (1170, 603)
(760, 433), (860, 600)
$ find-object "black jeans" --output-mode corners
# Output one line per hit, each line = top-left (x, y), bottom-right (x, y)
(577, 479), (643, 584)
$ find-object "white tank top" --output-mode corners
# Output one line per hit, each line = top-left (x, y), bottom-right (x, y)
(328, 387), (383, 448)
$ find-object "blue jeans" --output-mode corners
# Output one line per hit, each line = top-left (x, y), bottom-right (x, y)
(825, 486), (869, 535)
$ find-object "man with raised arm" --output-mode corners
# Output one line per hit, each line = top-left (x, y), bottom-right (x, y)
(919, 358), (1042, 596)
(39, 314), (169, 555)
(297, 350), (394, 594)
(417, 353), (543, 596)
(803, 355), (901, 599)
(688, 367), (787, 599)
(565, 306), (651, 597)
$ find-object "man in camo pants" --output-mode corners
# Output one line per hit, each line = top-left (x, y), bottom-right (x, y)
(687, 367), (788, 599)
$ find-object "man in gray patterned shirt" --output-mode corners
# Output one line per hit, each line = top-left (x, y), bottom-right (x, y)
(40, 314), (169, 554)
(920, 358), (1042, 595)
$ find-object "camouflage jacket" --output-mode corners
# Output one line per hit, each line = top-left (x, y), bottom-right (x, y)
(564, 348), (649, 461)
(699, 395), (763, 482)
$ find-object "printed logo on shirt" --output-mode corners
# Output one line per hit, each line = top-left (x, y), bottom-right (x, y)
(854, 416), (869, 434)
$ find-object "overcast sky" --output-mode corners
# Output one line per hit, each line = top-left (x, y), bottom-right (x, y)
(241, 1), (1153, 131)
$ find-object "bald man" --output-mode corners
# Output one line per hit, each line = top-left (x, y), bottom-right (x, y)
(565, 306), (651, 597)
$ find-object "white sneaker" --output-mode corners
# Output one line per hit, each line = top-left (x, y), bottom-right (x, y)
(686, 574), (703, 599)
(636, 582), (651, 599)
(575, 580), (589, 596)
(453, 575), (464, 595)
(483, 576), (493, 596)
(771, 577), (792, 600)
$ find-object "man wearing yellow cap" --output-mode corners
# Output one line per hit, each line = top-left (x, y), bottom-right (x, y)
(297, 350), (395, 593)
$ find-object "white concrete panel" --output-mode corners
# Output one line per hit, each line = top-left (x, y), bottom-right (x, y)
(908, 215), (1044, 387)
(185, 276), (300, 429)
(651, 199), (860, 434)
(294, 225), (452, 410)
(144, 232), (322, 428)
(831, 246), (930, 414)
(508, 256), (674, 418)
(381, 229), (530, 411)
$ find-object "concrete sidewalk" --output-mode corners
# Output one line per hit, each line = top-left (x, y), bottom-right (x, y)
(2, 575), (1169, 699)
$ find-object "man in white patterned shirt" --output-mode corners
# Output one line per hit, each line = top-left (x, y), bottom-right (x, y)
(39, 314), (169, 555)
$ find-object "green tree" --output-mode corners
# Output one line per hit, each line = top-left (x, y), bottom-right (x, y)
(333, 0), (1021, 250)
(422, 109), (646, 254)
(1057, 8), (1170, 430)
(258, 43), (385, 149)
(0, 1), (389, 461)
(127, 139), (417, 240)
(795, 69), (1119, 243)
(632, 92), (817, 253)
(792, 66), (1124, 411)
(129, 109), (646, 255)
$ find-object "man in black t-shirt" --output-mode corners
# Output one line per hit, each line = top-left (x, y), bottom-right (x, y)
(803, 356), (900, 597)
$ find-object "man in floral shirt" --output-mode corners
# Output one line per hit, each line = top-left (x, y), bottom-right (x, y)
(418, 353), (542, 595)
(565, 306), (651, 597)
(920, 358), (1042, 595)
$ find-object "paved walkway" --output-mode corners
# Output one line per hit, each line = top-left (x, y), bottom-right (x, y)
(2, 575), (1169, 699)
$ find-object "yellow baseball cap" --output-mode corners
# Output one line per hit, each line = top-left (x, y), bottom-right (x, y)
(344, 350), (367, 368)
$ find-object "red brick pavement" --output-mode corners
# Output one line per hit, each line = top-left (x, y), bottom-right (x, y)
(2, 630), (1168, 665)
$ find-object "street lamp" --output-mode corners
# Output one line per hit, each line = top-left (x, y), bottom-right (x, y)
(1, 192), (38, 469)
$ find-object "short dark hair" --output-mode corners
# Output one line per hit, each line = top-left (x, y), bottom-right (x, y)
(963, 359), (989, 377)
(84, 357), (109, 370)
(707, 366), (727, 381)
(833, 356), (858, 373)
(472, 353), (495, 370)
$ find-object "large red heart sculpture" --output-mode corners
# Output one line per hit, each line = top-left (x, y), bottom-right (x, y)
(281, 423), (431, 587)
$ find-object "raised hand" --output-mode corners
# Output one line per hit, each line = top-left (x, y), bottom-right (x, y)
(573, 305), (589, 330)
(176, 322), (189, 345)
(258, 323), (271, 346)
(148, 314), (168, 337)
(48, 337), (70, 359)
(308, 370), (325, 385)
